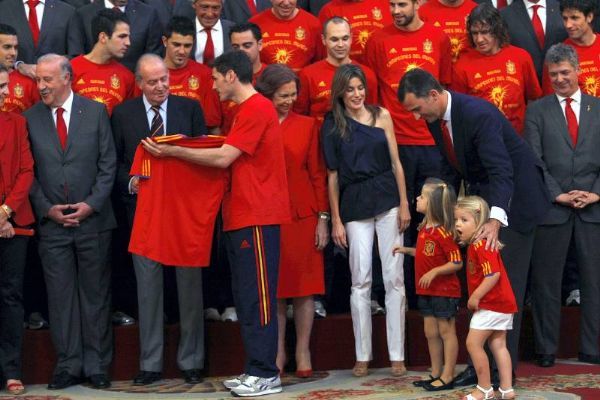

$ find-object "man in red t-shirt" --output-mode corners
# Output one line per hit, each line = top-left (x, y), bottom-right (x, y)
(142, 50), (290, 397)
(0, 24), (39, 113)
(220, 22), (268, 134)
(250, 0), (322, 71)
(419, 0), (478, 62)
(452, 4), (541, 134)
(541, 0), (600, 96)
(295, 17), (378, 123)
(163, 16), (222, 131)
(71, 9), (136, 116)
(318, 0), (392, 64)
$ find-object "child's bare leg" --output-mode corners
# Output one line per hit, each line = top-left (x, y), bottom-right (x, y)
(424, 316), (443, 378)
(437, 317), (458, 384)
(466, 328), (493, 398)
(488, 330), (514, 397)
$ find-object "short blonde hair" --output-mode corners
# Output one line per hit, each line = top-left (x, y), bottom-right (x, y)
(455, 196), (490, 244)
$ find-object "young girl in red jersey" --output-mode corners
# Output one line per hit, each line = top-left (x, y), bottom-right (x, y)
(455, 196), (517, 400)
(393, 178), (462, 392)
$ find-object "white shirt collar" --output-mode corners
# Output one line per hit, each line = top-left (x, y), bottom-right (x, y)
(556, 88), (582, 104)
(23, 0), (45, 4)
(104, 0), (125, 12)
(442, 90), (452, 123)
(52, 90), (74, 114)
(196, 18), (222, 33)
(525, 0), (547, 10)
(142, 95), (168, 112)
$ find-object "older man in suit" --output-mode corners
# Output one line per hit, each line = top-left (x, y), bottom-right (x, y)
(0, 0), (82, 77)
(111, 54), (207, 385)
(525, 43), (600, 367)
(74, 0), (163, 71)
(399, 68), (551, 387)
(24, 54), (116, 390)
(501, 0), (567, 83)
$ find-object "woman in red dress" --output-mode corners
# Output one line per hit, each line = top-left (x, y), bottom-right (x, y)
(256, 64), (329, 377)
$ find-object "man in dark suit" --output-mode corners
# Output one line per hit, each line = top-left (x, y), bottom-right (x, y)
(501, 0), (567, 83)
(175, 0), (234, 64)
(74, 0), (163, 71)
(525, 43), (600, 367)
(111, 54), (207, 385)
(0, 0), (83, 77)
(24, 54), (116, 390)
(399, 68), (551, 385)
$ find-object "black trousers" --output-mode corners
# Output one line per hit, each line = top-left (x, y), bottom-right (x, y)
(0, 236), (28, 380)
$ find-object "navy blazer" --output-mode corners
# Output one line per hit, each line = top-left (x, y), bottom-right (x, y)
(111, 94), (207, 199)
(427, 91), (551, 232)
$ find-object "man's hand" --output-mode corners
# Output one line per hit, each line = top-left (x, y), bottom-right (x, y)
(141, 138), (177, 158)
(555, 193), (576, 207)
(569, 190), (600, 209)
(474, 218), (501, 251)
(65, 202), (94, 226)
(0, 221), (15, 239)
(314, 219), (330, 250)
(47, 204), (75, 226)
(17, 63), (37, 79)
(131, 176), (140, 194)
(397, 203), (411, 233)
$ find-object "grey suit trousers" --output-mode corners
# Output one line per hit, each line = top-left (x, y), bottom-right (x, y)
(39, 230), (113, 377)
(531, 215), (600, 357)
(132, 254), (204, 372)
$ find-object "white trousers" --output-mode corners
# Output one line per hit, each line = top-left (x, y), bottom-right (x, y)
(345, 207), (406, 362)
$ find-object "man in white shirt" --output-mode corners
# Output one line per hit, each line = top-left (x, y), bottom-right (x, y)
(191, 0), (234, 64)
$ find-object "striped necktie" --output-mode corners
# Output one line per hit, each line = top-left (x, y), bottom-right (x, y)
(150, 106), (164, 136)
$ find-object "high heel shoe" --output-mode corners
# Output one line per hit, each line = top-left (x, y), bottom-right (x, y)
(463, 385), (495, 400)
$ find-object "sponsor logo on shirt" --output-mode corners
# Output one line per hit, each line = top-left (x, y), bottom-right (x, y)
(240, 239), (251, 249)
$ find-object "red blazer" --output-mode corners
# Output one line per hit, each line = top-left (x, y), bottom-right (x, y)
(281, 112), (328, 218)
(0, 112), (34, 226)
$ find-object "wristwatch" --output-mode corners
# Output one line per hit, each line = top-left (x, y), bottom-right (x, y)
(318, 211), (330, 221)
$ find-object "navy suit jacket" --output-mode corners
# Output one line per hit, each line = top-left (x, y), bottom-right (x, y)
(427, 91), (551, 232)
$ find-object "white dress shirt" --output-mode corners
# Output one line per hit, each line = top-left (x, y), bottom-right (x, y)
(142, 95), (168, 133)
(22, 0), (44, 30)
(104, 0), (125, 12)
(51, 90), (74, 132)
(194, 18), (224, 63)
(490, 0), (514, 8)
(556, 88), (582, 123)
(525, 0), (547, 32)
(443, 91), (509, 226)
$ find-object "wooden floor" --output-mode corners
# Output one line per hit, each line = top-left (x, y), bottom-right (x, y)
(21, 307), (587, 384)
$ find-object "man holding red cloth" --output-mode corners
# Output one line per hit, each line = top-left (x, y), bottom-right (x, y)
(142, 50), (290, 398)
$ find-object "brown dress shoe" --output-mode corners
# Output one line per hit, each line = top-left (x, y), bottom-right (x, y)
(352, 361), (369, 377)
(391, 361), (407, 377)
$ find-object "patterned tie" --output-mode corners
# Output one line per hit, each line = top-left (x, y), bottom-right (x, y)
(203, 28), (215, 65)
(565, 97), (578, 147)
(150, 106), (164, 136)
(56, 107), (68, 149)
(441, 120), (460, 171)
(531, 5), (545, 49)
(27, 0), (40, 47)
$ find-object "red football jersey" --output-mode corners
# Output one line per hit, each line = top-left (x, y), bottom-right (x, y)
(415, 226), (462, 297)
(466, 240), (518, 314)
(364, 23), (452, 145)
(250, 9), (322, 72)
(452, 45), (541, 134)
(71, 55), (136, 116)
(419, 0), (478, 62)
(168, 60), (222, 128)
(2, 70), (39, 114)
(318, 0), (392, 64)
(295, 59), (378, 123)
(223, 93), (292, 231)
(542, 34), (600, 97)
(129, 135), (227, 267)
(220, 64), (266, 135)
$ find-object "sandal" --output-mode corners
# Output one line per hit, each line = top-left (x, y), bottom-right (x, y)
(6, 379), (25, 395)
(463, 384), (495, 400)
(413, 374), (438, 387)
(499, 387), (515, 399)
(352, 361), (369, 377)
(390, 361), (406, 377)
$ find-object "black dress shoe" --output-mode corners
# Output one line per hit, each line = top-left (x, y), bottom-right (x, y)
(183, 369), (203, 384)
(48, 371), (81, 390)
(453, 366), (477, 387)
(412, 374), (437, 387)
(536, 354), (555, 367)
(133, 371), (162, 386)
(424, 377), (455, 391)
(578, 352), (600, 364)
(89, 374), (111, 389)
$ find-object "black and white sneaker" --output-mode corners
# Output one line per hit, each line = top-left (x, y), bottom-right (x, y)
(231, 375), (282, 397)
(223, 374), (248, 390)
